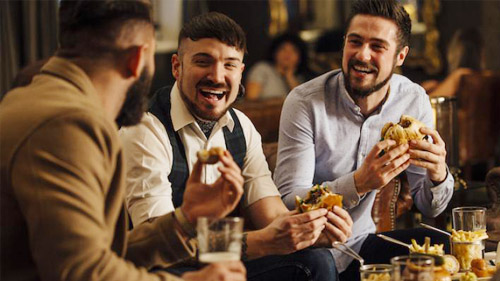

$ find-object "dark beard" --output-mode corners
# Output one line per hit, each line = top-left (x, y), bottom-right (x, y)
(343, 59), (393, 99)
(179, 76), (232, 121)
(116, 67), (152, 127)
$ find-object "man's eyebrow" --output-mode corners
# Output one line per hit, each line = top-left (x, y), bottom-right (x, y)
(192, 53), (213, 59)
(191, 53), (242, 62)
(346, 33), (390, 46)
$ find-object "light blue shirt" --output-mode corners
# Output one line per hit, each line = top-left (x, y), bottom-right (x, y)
(274, 69), (454, 272)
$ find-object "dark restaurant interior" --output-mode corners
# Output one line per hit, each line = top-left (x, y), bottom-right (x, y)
(1, 0), (500, 280)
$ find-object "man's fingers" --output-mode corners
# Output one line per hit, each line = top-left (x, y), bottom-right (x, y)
(294, 216), (327, 233)
(367, 140), (396, 160)
(189, 160), (203, 183)
(380, 152), (410, 175)
(292, 208), (328, 224)
(408, 149), (440, 163)
(332, 206), (353, 227)
(218, 165), (244, 184)
(385, 160), (411, 180)
(420, 127), (444, 146)
(324, 221), (348, 243)
(326, 210), (352, 238)
(378, 143), (409, 165)
(295, 226), (324, 250)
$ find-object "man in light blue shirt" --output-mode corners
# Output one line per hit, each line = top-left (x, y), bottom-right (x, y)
(274, 0), (454, 280)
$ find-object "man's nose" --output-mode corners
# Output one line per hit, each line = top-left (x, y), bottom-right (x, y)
(355, 44), (371, 62)
(207, 63), (225, 84)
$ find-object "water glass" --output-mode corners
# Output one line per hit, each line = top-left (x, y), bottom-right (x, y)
(360, 264), (393, 281)
(391, 255), (435, 281)
(197, 217), (244, 263)
(452, 207), (486, 231)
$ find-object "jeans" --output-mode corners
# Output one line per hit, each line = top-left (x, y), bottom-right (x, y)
(245, 248), (337, 281)
(339, 228), (451, 281)
(164, 248), (338, 281)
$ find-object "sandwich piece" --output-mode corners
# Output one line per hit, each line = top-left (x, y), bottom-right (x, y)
(381, 115), (426, 151)
(295, 185), (343, 213)
(197, 147), (225, 164)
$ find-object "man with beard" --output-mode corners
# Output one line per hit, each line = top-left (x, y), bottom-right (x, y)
(0, 1), (246, 281)
(274, 0), (454, 280)
(120, 12), (353, 281)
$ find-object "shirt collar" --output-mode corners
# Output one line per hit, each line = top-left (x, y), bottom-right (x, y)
(40, 56), (101, 107)
(336, 71), (393, 117)
(170, 82), (235, 132)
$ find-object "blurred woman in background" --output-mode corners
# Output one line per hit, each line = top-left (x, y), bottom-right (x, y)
(245, 33), (314, 100)
(422, 28), (485, 97)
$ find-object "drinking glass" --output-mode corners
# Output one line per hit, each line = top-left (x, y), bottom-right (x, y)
(452, 207), (486, 231)
(197, 217), (244, 263)
(391, 255), (435, 281)
(451, 206), (487, 271)
(359, 264), (393, 281)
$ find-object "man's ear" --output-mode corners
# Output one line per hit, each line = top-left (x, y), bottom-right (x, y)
(396, 46), (410, 67)
(127, 45), (147, 78)
(171, 53), (181, 80)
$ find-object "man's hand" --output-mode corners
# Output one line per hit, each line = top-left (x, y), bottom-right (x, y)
(182, 261), (246, 281)
(181, 150), (244, 224)
(408, 127), (447, 183)
(354, 140), (411, 195)
(314, 206), (353, 247)
(256, 209), (327, 256)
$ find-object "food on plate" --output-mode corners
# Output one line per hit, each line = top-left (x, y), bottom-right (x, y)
(295, 185), (343, 213)
(459, 271), (478, 281)
(442, 255), (460, 274)
(409, 237), (445, 256)
(451, 229), (488, 271)
(361, 273), (391, 281)
(381, 115), (426, 151)
(197, 147), (225, 164)
(470, 258), (497, 277)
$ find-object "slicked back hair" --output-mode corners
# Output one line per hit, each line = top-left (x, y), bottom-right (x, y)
(58, 0), (153, 58)
(178, 12), (247, 55)
(346, 0), (411, 51)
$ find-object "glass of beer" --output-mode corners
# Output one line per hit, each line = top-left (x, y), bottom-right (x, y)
(197, 217), (244, 263)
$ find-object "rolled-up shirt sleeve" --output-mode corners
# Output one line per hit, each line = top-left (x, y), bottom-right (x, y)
(119, 113), (175, 226)
(407, 94), (454, 218)
(234, 110), (281, 208)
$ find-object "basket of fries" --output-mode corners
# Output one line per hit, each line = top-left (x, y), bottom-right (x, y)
(450, 229), (488, 271)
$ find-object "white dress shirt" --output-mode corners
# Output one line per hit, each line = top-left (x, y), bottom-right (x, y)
(274, 70), (454, 272)
(120, 83), (280, 226)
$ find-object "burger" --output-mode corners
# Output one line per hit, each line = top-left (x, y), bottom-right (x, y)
(295, 185), (343, 213)
(381, 115), (427, 151)
(197, 147), (225, 164)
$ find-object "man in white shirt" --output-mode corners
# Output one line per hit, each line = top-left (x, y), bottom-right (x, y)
(120, 12), (353, 281)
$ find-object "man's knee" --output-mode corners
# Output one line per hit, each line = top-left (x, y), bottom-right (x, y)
(293, 248), (337, 281)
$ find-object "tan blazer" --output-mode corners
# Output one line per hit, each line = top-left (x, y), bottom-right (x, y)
(0, 57), (195, 281)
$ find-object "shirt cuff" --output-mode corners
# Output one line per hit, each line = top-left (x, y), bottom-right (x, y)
(174, 208), (197, 239)
(429, 167), (454, 196)
(323, 171), (361, 209)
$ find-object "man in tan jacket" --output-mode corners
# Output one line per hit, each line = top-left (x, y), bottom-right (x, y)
(0, 1), (245, 281)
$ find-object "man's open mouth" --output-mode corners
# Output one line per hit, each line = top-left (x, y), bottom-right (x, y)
(199, 88), (227, 100)
(352, 64), (376, 74)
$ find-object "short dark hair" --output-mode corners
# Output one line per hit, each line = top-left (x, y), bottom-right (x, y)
(178, 12), (247, 54)
(58, 0), (153, 58)
(267, 33), (309, 75)
(346, 0), (411, 50)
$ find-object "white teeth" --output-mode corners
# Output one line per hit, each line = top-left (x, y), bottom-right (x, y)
(201, 89), (224, 95)
(353, 65), (372, 72)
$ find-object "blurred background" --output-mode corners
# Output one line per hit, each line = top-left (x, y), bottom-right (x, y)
(1, 0), (499, 203)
